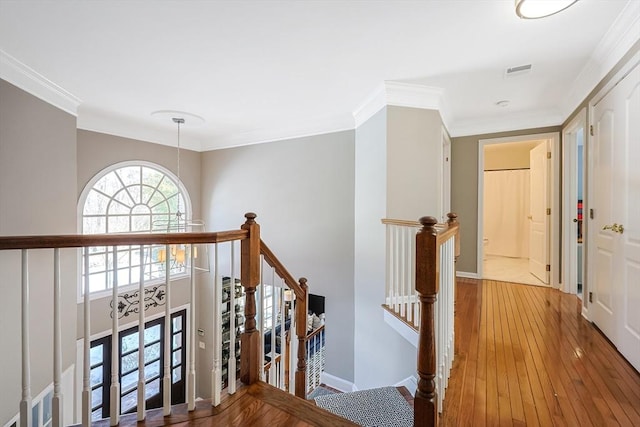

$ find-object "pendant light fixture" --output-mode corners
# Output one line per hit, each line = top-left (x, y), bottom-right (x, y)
(150, 110), (208, 272)
(515, 0), (579, 19)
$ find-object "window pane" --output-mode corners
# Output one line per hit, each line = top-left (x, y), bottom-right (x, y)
(107, 198), (131, 215)
(142, 167), (163, 188)
(31, 402), (38, 427)
(94, 172), (122, 195)
(172, 350), (182, 367)
(121, 389), (137, 414)
(43, 391), (52, 424)
(172, 316), (182, 332)
(172, 367), (182, 383)
(83, 216), (106, 234)
(172, 332), (182, 349)
(144, 325), (161, 345)
(108, 215), (130, 233)
(92, 387), (102, 408)
(146, 360), (160, 380)
(88, 253), (106, 274)
(144, 343), (161, 363)
(92, 407), (103, 421)
(117, 166), (141, 187)
(121, 350), (139, 374)
(90, 366), (103, 387)
(121, 370), (138, 394)
(145, 378), (160, 399)
(113, 189), (135, 210)
(128, 185), (142, 205)
(131, 214), (151, 232)
(90, 345), (103, 366)
(121, 332), (138, 353)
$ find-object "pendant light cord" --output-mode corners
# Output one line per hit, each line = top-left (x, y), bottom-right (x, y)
(173, 117), (185, 220)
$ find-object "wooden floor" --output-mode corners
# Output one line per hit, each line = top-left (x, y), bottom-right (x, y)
(441, 279), (640, 427)
(93, 381), (357, 427)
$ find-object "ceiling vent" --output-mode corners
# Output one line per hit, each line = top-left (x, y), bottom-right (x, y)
(505, 64), (532, 77)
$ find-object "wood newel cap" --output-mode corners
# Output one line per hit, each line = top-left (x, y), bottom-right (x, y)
(419, 216), (438, 230)
(244, 212), (257, 225)
(298, 277), (308, 291)
(447, 212), (458, 224)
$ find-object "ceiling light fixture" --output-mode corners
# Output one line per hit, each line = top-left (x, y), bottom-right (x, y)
(515, 0), (578, 19)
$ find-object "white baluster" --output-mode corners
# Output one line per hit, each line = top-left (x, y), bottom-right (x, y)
(110, 247), (120, 425)
(406, 227), (413, 323)
(212, 243), (222, 406)
(258, 256), (265, 381)
(82, 247), (91, 427)
(413, 227), (419, 328)
(137, 246), (146, 421)
(20, 250), (32, 427)
(52, 248), (63, 427)
(288, 296), (297, 395)
(269, 281), (276, 386)
(393, 226), (400, 313)
(187, 245), (196, 411)
(385, 224), (391, 306)
(279, 283), (285, 390)
(163, 244), (171, 416)
(228, 242), (237, 394)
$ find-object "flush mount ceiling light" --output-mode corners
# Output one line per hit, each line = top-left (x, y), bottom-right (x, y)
(515, 0), (579, 19)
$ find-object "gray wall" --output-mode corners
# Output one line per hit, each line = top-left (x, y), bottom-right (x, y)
(200, 131), (356, 395)
(0, 80), (78, 424)
(354, 107), (416, 389)
(451, 126), (561, 274)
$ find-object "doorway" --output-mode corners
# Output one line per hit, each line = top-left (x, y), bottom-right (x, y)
(478, 133), (560, 287)
(562, 109), (586, 299)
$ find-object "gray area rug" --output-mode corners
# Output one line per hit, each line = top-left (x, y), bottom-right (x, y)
(314, 386), (413, 427)
(307, 386), (337, 400)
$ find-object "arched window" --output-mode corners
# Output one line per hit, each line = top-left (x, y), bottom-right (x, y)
(79, 161), (191, 295)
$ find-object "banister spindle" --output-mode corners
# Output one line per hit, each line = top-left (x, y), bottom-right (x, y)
(212, 243), (222, 406)
(228, 242), (237, 394)
(240, 213), (261, 385)
(137, 246), (146, 421)
(188, 245), (196, 411)
(279, 282), (286, 389)
(52, 249), (63, 427)
(295, 278), (308, 399)
(162, 244), (171, 416)
(414, 216), (439, 427)
(20, 250), (32, 427)
(288, 293), (297, 395)
(82, 247), (91, 426)
(110, 246), (120, 425)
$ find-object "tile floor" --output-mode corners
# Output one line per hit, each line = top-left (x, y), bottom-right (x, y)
(482, 254), (547, 286)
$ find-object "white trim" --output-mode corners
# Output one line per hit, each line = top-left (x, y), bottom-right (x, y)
(383, 309), (418, 348)
(561, 0), (640, 120)
(352, 81), (452, 131)
(394, 375), (418, 395)
(456, 271), (480, 279)
(0, 49), (81, 116)
(320, 372), (358, 393)
(449, 110), (563, 138)
(477, 132), (560, 288)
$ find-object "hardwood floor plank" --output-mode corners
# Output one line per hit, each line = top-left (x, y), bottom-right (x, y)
(441, 279), (640, 427)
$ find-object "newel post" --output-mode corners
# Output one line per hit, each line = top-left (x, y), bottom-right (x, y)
(414, 216), (439, 427)
(240, 212), (261, 385)
(447, 212), (460, 261)
(295, 278), (308, 399)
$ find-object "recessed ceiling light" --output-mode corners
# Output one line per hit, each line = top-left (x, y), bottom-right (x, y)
(496, 100), (510, 108)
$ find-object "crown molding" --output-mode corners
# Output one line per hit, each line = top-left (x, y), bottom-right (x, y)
(561, 0), (640, 119)
(353, 81), (452, 132)
(201, 113), (355, 151)
(0, 49), (81, 116)
(449, 110), (563, 138)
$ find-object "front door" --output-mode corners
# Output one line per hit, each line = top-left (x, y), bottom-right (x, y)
(529, 141), (550, 284)
(591, 61), (640, 372)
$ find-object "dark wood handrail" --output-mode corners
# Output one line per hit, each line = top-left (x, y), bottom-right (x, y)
(0, 230), (249, 250)
(259, 239), (305, 299)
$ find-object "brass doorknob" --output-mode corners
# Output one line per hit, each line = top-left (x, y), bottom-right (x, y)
(603, 223), (625, 234)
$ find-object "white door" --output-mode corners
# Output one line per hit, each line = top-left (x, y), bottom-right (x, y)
(590, 62), (640, 371)
(529, 141), (550, 284)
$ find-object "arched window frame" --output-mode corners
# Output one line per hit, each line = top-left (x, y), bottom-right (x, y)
(77, 161), (193, 301)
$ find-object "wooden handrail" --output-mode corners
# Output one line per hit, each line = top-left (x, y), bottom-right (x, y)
(0, 230), (249, 250)
(259, 239), (305, 299)
(306, 324), (325, 340)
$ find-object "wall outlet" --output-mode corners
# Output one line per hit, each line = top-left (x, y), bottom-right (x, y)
(199, 341), (205, 349)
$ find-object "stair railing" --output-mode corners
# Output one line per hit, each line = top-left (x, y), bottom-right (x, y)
(0, 212), (308, 427)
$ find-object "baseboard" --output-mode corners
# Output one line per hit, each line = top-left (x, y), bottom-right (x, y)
(456, 271), (479, 279)
(394, 375), (418, 395)
(321, 372), (358, 392)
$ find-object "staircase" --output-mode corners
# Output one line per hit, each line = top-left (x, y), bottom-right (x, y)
(0, 212), (459, 427)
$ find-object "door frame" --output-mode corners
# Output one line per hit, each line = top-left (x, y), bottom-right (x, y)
(477, 132), (560, 288)
(561, 108), (587, 296)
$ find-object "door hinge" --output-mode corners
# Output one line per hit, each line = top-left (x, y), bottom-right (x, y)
(546, 264), (551, 272)
(590, 208), (595, 219)
(589, 292), (593, 303)
(547, 151), (552, 159)
(546, 208), (551, 215)
(590, 125), (594, 136)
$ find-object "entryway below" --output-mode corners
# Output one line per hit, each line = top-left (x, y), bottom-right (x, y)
(483, 255), (545, 286)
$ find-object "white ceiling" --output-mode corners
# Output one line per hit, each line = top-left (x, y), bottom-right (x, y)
(0, 0), (638, 151)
